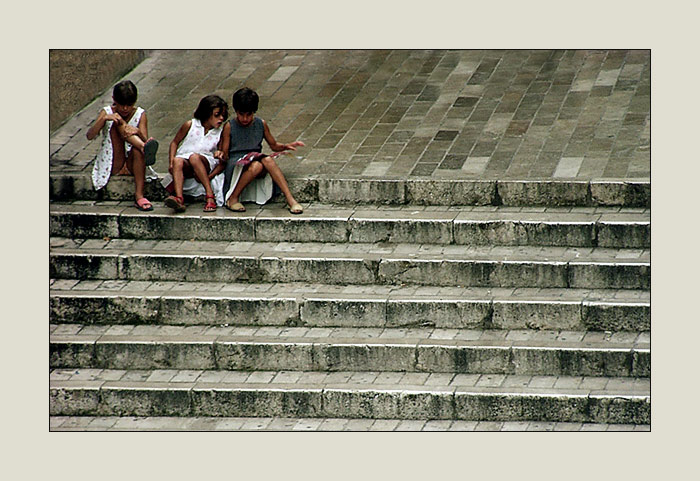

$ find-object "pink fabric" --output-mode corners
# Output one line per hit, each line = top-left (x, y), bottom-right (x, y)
(236, 151), (287, 166)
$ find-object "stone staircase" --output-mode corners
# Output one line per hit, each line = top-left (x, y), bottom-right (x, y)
(49, 175), (650, 430)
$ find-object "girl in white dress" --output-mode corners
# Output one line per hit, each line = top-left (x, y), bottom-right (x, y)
(162, 95), (229, 212)
(86, 80), (159, 211)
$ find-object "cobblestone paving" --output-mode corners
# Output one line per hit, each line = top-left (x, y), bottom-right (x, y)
(50, 50), (650, 181)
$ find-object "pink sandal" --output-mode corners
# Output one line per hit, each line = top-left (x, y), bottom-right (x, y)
(204, 195), (217, 212)
(135, 197), (153, 211)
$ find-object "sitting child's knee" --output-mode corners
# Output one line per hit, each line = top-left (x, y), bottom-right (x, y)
(261, 155), (276, 166)
(249, 161), (264, 175)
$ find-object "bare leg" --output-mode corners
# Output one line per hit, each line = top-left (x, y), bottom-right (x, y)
(171, 157), (188, 199)
(115, 122), (146, 152)
(110, 125), (128, 175)
(226, 161), (264, 208)
(261, 156), (298, 207)
(109, 124), (146, 202)
(188, 154), (214, 198)
(127, 148), (147, 201)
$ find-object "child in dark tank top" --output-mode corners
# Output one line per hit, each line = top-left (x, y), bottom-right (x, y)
(221, 87), (305, 214)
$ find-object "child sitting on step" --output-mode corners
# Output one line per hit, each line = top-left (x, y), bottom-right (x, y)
(221, 87), (305, 214)
(87, 80), (159, 211)
(162, 95), (229, 213)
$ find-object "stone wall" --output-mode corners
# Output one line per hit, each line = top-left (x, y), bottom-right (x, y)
(50, 50), (145, 133)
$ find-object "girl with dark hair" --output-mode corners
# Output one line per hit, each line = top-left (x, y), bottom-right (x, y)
(87, 80), (159, 211)
(222, 87), (305, 214)
(162, 95), (229, 212)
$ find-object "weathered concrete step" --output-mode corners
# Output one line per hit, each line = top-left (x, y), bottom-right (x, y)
(49, 325), (650, 377)
(50, 173), (651, 207)
(49, 415), (651, 431)
(49, 370), (650, 423)
(49, 283), (651, 331)
(49, 239), (651, 289)
(50, 202), (650, 248)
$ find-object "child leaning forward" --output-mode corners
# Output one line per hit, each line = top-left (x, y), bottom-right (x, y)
(162, 95), (229, 213)
(86, 80), (159, 211)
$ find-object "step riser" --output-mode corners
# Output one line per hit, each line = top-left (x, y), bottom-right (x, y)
(50, 296), (651, 331)
(50, 213), (650, 249)
(50, 175), (651, 208)
(49, 254), (650, 290)
(50, 341), (651, 377)
(49, 385), (650, 424)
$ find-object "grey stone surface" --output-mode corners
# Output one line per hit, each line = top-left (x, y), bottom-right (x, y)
(48, 49), (651, 429)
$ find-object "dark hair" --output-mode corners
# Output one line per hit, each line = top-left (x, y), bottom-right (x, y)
(113, 80), (138, 106)
(232, 87), (259, 113)
(193, 95), (229, 122)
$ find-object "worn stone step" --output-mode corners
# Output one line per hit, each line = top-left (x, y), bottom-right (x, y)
(49, 282), (650, 331)
(50, 202), (650, 248)
(49, 369), (650, 423)
(49, 239), (651, 289)
(49, 324), (650, 377)
(49, 415), (651, 431)
(49, 173), (651, 208)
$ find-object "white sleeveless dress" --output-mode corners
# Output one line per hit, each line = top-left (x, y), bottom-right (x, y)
(160, 118), (226, 206)
(91, 106), (144, 190)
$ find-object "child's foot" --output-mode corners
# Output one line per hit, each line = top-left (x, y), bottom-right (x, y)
(134, 197), (153, 212)
(143, 138), (158, 166)
(287, 202), (303, 215)
(226, 198), (246, 212)
(204, 195), (217, 212)
(165, 195), (186, 213)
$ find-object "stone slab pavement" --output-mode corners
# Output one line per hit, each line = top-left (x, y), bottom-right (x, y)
(49, 49), (650, 181)
(50, 415), (651, 431)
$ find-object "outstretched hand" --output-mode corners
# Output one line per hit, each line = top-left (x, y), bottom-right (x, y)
(285, 141), (305, 151)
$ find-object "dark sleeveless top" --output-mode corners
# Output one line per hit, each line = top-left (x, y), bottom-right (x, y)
(228, 117), (264, 160)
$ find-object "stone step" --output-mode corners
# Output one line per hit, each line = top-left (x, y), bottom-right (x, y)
(49, 415), (651, 431)
(49, 369), (650, 424)
(49, 174), (651, 208)
(50, 282), (650, 331)
(50, 202), (650, 248)
(49, 238), (651, 289)
(50, 324), (650, 377)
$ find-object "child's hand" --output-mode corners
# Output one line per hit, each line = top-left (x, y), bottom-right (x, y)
(122, 125), (140, 138)
(285, 141), (305, 151)
(214, 150), (225, 161)
(105, 113), (122, 124)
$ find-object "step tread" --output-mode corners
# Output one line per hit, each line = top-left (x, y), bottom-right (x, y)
(49, 237), (651, 263)
(50, 201), (651, 220)
(49, 368), (651, 396)
(49, 415), (651, 431)
(50, 324), (651, 349)
(50, 279), (651, 302)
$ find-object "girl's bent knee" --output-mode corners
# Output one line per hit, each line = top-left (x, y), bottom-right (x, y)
(249, 161), (264, 175)
(261, 156), (278, 167)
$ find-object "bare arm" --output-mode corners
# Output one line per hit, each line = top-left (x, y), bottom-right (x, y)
(217, 122), (230, 161)
(134, 112), (149, 142)
(262, 119), (305, 152)
(86, 109), (121, 140)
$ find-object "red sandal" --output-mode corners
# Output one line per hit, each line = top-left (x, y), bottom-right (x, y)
(165, 195), (186, 213)
(204, 195), (217, 212)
